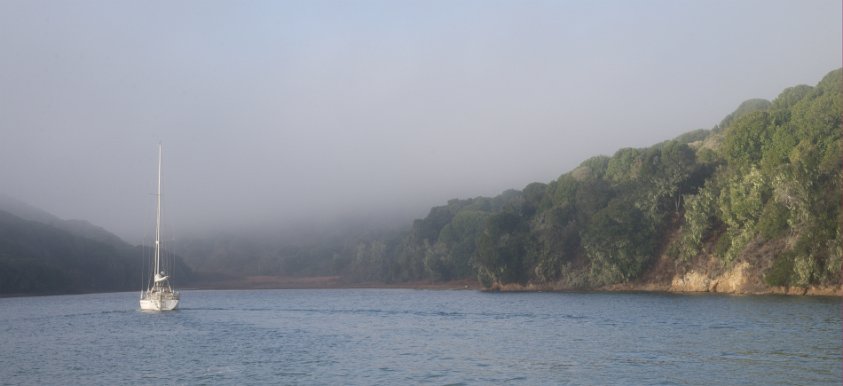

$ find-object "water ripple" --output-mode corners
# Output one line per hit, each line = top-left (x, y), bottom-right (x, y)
(0, 289), (839, 385)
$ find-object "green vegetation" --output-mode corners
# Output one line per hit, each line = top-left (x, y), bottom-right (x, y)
(346, 68), (841, 289)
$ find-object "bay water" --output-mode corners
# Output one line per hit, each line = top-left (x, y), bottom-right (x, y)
(1, 289), (839, 385)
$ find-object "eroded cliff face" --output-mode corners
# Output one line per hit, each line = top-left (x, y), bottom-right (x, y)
(670, 261), (765, 294)
(668, 263), (840, 295)
(488, 255), (841, 296)
(614, 233), (842, 296)
(664, 238), (842, 295)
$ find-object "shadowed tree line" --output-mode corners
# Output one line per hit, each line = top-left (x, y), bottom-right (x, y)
(0, 210), (194, 294)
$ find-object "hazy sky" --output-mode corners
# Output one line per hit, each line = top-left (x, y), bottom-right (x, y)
(0, 0), (840, 241)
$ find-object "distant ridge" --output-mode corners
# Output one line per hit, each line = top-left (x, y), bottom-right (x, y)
(0, 194), (62, 225)
(0, 195), (194, 295)
(0, 194), (127, 249)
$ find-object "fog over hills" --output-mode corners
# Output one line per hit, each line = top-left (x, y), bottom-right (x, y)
(0, 1), (839, 243)
(0, 197), (194, 294)
(3, 66), (838, 295)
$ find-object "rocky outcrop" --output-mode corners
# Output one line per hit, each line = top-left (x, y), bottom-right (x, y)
(670, 270), (711, 292)
(670, 261), (759, 294)
(487, 258), (842, 296)
(667, 259), (841, 296)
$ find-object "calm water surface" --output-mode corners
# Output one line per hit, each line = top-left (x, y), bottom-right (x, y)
(0, 289), (839, 385)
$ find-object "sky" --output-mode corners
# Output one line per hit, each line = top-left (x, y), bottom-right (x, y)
(0, 0), (840, 241)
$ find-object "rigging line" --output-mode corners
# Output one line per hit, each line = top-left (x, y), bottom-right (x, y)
(165, 200), (178, 286)
(161, 195), (169, 280)
(140, 241), (145, 297)
(141, 202), (148, 295)
(142, 159), (156, 294)
(160, 177), (178, 288)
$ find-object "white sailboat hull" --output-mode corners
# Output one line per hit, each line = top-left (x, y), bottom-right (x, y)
(140, 291), (180, 311)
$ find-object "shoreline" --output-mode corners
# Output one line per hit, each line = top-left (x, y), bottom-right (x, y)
(186, 275), (482, 291)
(484, 281), (842, 297)
(3, 276), (839, 297)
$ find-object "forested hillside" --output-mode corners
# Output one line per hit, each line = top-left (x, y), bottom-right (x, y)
(0, 208), (194, 295)
(345, 68), (841, 291)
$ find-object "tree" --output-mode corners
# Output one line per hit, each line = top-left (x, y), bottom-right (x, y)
(582, 200), (656, 285)
(674, 181), (719, 261)
(521, 182), (548, 218)
(718, 98), (771, 129)
(433, 210), (489, 279)
(718, 166), (768, 262)
(771, 85), (813, 110)
(606, 147), (643, 183)
(475, 212), (534, 285)
(532, 206), (579, 282)
(653, 141), (697, 214)
(720, 111), (774, 169)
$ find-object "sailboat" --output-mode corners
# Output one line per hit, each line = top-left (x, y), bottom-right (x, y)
(140, 143), (180, 311)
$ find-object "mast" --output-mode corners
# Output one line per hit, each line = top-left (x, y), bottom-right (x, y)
(154, 143), (162, 278)
(140, 141), (179, 311)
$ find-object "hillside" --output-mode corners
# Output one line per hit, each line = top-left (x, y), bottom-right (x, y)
(0, 206), (194, 295)
(343, 68), (841, 294)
